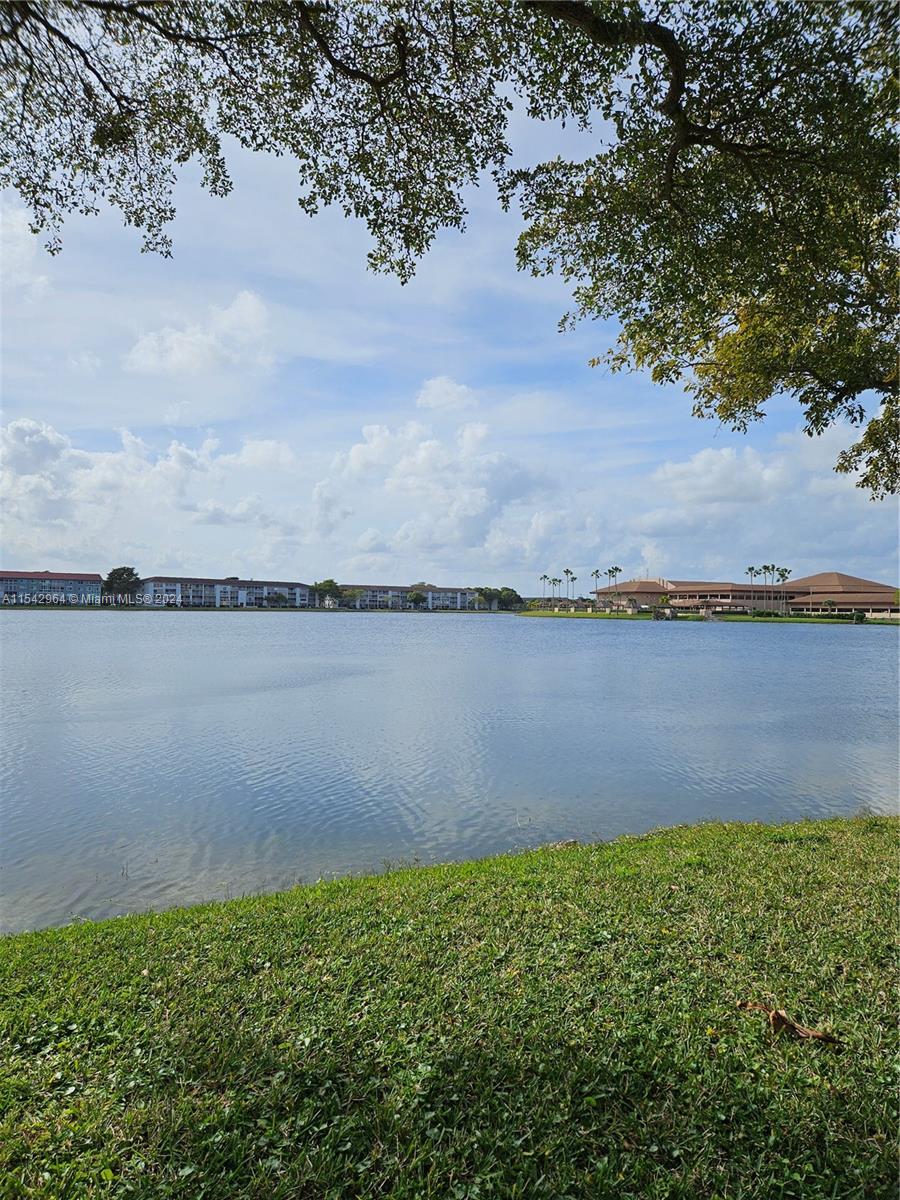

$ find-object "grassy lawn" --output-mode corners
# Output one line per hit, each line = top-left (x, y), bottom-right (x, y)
(520, 610), (898, 625)
(2, 817), (896, 1198)
(521, 610), (655, 619)
(714, 615), (899, 625)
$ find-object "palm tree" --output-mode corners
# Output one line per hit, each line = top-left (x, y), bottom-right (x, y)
(563, 568), (573, 600)
(776, 566), (792, 616)
(540, 574), (549, 604)
(610, 566), (622, 609)
(745, 565), (759, 614)
(763, 563), (776, 613)
(570, 575), (577, 604)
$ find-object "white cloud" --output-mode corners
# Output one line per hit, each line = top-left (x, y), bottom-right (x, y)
(338, 422), (429, 477)
(653, 446), (790, 506)
(311, 479), (353, 538)
(1, 207), (49, 300)
(0, 418), (76, 476)
(415, 376), (476, 411)
(356, 528), (389, 554)
(189, 493), (297, 531)
(0, 419), (299, 573)
(458, 422), (490, 454)
(320, 417), (545, 556)
(124, 290), (272, 376)
(216, 439), (295, 471)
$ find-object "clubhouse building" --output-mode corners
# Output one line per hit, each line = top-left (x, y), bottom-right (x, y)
(591, 572), (899, 618)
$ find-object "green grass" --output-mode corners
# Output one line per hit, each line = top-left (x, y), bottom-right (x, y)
(2, 818), (897, 1199)
(715, 615), (899, 625)
(521, 609), (655, 619)
(520, 610), (898, 625)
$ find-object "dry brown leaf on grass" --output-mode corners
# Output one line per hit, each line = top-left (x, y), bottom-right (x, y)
(737, 1001), (841, 1045)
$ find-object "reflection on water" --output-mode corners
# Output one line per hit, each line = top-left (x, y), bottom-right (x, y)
(1, 611), (897, 932)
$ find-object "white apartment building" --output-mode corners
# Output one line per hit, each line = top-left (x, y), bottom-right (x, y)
(340, 583), (481, 610)
(138, 575), (485, 611)
(141, 576), (311, 608)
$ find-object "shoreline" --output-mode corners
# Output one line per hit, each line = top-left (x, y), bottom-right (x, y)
(2, 606), (897, 624)
(520, 610), (900, 625)
(2, 816), (895, 1197)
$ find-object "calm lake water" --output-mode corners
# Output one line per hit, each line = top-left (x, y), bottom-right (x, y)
(1, 611), (897, 933)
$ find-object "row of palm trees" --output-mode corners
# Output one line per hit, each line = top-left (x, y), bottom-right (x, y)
(539, 565), (624, 604)
(539, 573), (570, 601)
(745, 564), (792, 613)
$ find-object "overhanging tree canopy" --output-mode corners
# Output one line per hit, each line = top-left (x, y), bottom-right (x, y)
(2, 0), (896, 495)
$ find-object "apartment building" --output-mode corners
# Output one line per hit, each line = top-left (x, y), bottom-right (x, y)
(339, 583), (481, 610)
(115, 575), (481, 609)
(140, 576), (311, 608)
(0, 570), (103, 605)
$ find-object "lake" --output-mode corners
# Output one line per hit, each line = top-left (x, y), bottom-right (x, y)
(1, 611), (897, 933)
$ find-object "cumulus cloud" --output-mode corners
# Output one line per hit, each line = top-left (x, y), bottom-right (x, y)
(317, 418), (545, 556)
(124, 290), (272, 376)
(415, 376), (476, 411)
(0, 418), (301, 572)
(337, 422), (428, 477)
(1, 418), (77, 476)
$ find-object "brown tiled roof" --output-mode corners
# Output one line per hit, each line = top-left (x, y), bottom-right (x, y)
(787, 571), (895, 593)
(594, 579), (668, 594)
(0, 569), (102, 582)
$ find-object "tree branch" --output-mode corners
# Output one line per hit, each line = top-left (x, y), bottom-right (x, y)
(296, 2), (409, 90)
(521, 0), (687, 118)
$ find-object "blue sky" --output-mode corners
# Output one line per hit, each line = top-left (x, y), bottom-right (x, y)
(2, 115), (897, 593)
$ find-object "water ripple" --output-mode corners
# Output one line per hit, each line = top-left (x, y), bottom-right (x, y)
(1, 612), (897, 931)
